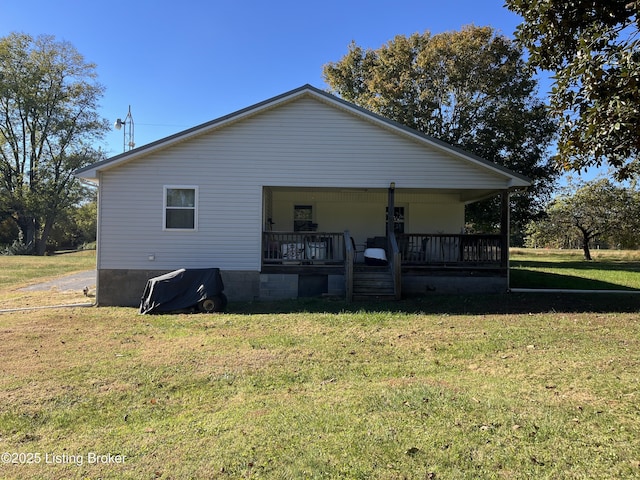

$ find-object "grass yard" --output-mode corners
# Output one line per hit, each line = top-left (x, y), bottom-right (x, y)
(0, 250), (639, 479)
(0, 250), (96, 309)
(510, 248), (640, 291)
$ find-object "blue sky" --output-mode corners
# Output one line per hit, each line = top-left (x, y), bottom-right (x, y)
(2, 0), (534, 157)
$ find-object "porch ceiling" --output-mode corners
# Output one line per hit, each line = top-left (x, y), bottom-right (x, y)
(267, 186), (504, 203)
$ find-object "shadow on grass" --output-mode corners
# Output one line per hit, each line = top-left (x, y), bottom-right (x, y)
(510, 260), (640, 291)
(511, 259), (640, 272)
(228, 291), (640, 316)
(230, 259), (640, 315)
(509, 269), (639, 291)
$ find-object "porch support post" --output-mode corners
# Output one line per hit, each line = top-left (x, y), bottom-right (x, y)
(387, 182), (395, 235)
(388, 182), (402, 299)
(345, 230), (354, 302)
(500, 190), (510, 269)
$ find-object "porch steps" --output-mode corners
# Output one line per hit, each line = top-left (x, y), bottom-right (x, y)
(352, 266), (396, 300)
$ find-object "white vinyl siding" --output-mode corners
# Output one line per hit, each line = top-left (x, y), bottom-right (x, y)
(188, 97), (508, 190)
(96, 95), (512, 271)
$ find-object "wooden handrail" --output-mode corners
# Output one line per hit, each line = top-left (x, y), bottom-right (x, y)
(395, 233), (503, 266)
(262, 231), (345, 264)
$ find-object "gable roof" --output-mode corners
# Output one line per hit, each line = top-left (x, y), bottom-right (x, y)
(75, 84), (531, 187)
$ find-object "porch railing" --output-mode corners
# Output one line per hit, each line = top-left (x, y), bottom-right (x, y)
(396, 233), (504, 266)
(262, 231), (346, 264)
(263, 232), (504, 267)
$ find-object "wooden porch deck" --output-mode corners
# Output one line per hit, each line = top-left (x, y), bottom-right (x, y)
(262, 231), (507, 301)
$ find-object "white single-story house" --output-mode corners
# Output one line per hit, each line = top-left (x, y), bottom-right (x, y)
(75, 84), (530, 306)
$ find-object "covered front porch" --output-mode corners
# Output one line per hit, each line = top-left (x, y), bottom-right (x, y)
(260, 185), (511, 301)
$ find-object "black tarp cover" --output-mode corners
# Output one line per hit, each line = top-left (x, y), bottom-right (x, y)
(139, 268), (224, 314)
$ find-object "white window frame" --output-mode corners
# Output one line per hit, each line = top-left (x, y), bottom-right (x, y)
(163, 185), (199, 231)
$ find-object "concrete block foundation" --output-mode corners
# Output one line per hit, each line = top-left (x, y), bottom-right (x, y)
(97, 269), (259, 307)
(96, 268), (505, 306)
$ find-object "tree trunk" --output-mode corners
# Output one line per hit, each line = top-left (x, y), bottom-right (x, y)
(36, 215), (56, 256)
(581, 233), (592, 261)
(15, 214), (37, 254)
(576, 225), (593, 261)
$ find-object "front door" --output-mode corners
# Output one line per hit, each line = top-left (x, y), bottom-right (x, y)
(386, 206), (405, 233)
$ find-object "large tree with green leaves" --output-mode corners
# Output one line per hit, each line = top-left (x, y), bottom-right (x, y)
(525, 179), (640, 259)
(323, 25), (558, 233)
(506, 0), (640, 180)
(0, 33), (107, 255)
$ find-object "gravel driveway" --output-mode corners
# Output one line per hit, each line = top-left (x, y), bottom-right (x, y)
(20, 270), (97, 292)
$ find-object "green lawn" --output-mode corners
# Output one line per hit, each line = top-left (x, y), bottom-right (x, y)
(510, 248), (640, 291)
(0, 251), (639, 479)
